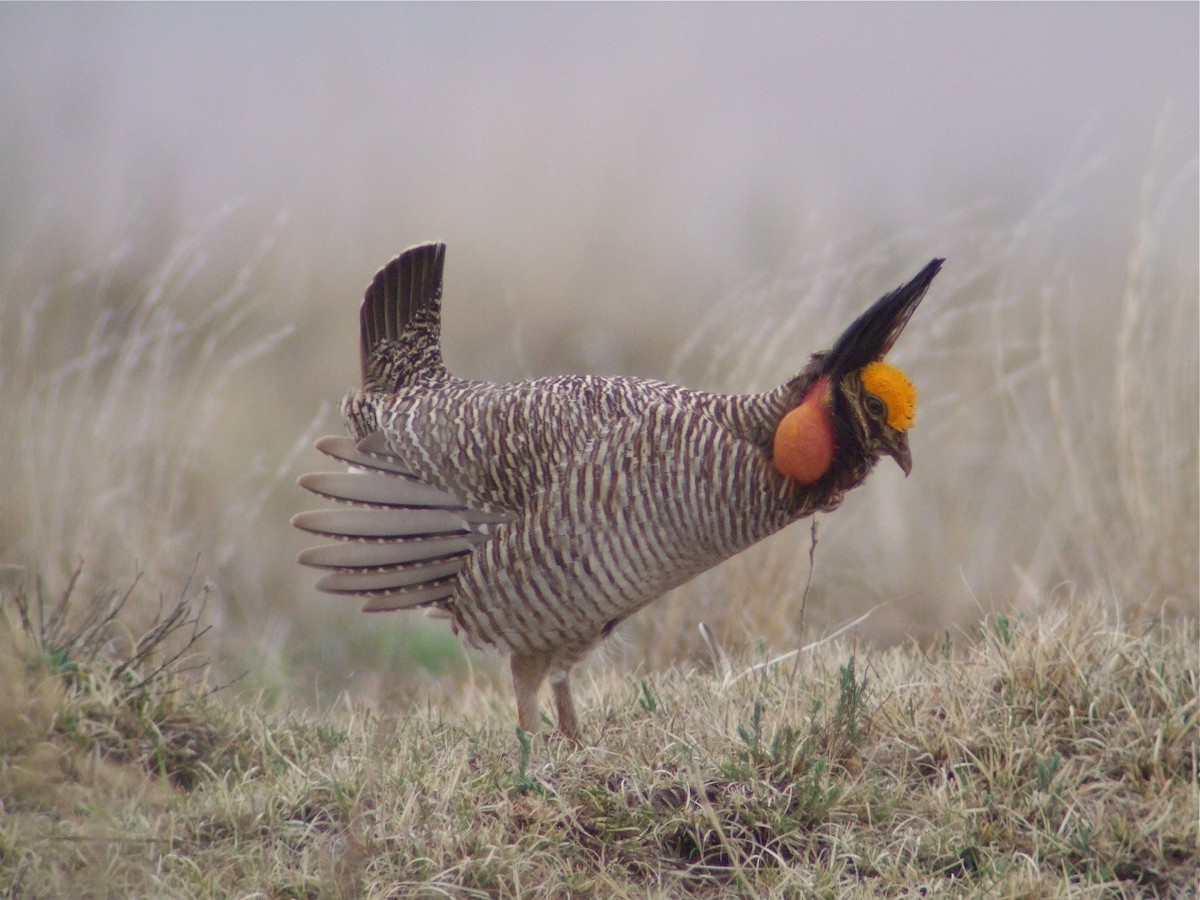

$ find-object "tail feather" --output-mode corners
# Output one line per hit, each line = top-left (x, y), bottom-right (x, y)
(315, 434), (414, 475)
(360, 242), (447, 391)
(298, 537), (474, 570)
(317, 565), (462, 594)
(294, 429), (513, 612)
(298, 471), (468, 510)
(313, 434), (512, 524)
(361, 583), (458, 613)
(291, 506), (477, 540)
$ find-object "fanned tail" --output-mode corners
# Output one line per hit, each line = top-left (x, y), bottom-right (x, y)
(292, 434), (509, 613)
(360, 242), (447, 392)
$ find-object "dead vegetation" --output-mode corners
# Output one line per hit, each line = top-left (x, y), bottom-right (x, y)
(1, 574), (1194, 898)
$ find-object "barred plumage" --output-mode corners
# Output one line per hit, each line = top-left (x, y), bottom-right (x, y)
(295, 243), (943, 739)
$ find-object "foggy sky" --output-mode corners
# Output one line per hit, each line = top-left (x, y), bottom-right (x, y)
(1, 4), (1195, 375)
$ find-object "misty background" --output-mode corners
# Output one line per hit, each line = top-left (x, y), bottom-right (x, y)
(0, 5), (1195, 699)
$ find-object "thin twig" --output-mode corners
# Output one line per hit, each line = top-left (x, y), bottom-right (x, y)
(728, 605), (881, 687)
(789, 518), (819, 687)
(699, 621), (734, 683)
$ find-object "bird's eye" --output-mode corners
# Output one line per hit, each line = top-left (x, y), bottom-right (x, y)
(865, 395), (886, 418)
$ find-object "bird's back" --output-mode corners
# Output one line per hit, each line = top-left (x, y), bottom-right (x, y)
(367, 371), (797, 516)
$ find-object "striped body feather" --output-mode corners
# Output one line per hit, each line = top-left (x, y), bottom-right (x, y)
(295, 242), (941, 736)
(304, 369), (841, 653)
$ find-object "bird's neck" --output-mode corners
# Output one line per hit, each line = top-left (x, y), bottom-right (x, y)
(771, 376), (836, 485)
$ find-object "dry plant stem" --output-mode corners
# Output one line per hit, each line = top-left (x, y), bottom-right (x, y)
(699, 621), (734, 683)
(789, 518), (819, 687)
(7, 563), (212, 697)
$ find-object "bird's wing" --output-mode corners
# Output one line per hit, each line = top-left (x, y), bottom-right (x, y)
(452, 403), (814, 654)
(292, 434), (512, 612)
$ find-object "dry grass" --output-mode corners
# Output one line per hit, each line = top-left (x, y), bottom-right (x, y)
(1, 148), (1194, 697)
(1, 578), (1195, 897)
(0, 130), (1195, 893)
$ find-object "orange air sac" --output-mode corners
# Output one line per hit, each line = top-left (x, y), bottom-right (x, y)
(773, 377), (834, 485)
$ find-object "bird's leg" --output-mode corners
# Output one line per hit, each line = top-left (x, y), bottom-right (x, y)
(549, 668), (580, 743)
(510, 653), (551, 735)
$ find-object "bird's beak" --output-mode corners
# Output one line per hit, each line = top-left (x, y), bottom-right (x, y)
(888, 432), (913, 477)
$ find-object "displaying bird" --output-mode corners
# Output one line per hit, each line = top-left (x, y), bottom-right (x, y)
(293, 243), (942, 740)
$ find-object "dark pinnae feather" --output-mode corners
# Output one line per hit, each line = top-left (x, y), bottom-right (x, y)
(822, 258), (943, 378)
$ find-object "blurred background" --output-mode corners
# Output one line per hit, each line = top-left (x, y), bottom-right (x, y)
(0, 5), (1195, 705)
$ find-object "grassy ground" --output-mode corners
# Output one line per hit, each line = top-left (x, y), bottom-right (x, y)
(1, 577), (1194, 898)
(0, 137), (1195, 896)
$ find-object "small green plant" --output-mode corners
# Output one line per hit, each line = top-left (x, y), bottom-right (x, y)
(511, 725), (546, 796)
(980, 611), (1018, 648)
(939, 629), (954, 662)
(637, 677), (658, 714)
(833, 657), (868, 742)
(736, 697), (766, 760)
(1034, 752), (1063, 793)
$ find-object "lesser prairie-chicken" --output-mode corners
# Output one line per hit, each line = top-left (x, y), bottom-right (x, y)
(294, 243), (942, 739)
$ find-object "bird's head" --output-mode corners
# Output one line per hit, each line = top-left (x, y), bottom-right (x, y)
(772, 259), (942, 487)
